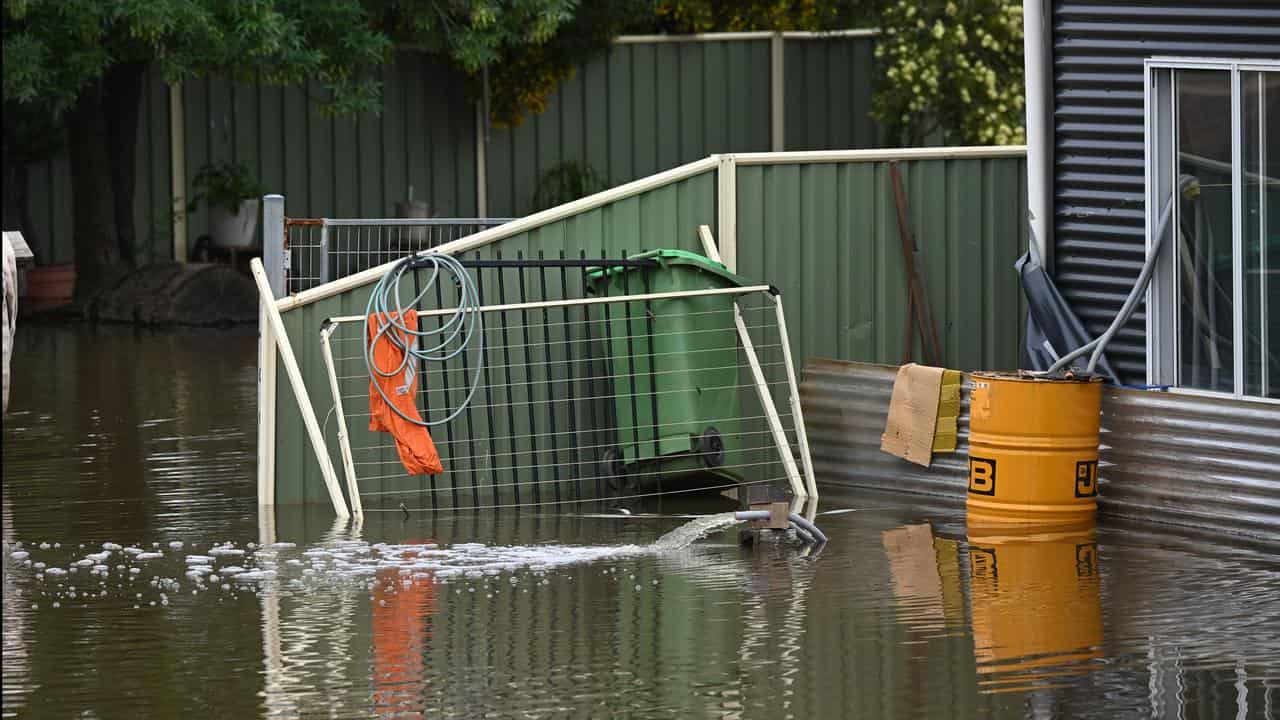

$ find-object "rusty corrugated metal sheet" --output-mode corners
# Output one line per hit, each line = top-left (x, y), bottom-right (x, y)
(1097, 387), (1280, 543)
(801, 358), (1280, 544)
(801, 359), (971, 500)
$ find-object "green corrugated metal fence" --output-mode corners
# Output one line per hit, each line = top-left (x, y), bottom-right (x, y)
(11, 33), (889, 265)
(181, 52), (479, 243)
(783, 36), (883, 151)
(10, 66), (172, 265)
(734, 155), (1027, 372)
(484, 38), (773, 217)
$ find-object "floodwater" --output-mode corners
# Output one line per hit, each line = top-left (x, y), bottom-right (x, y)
(3, 323), (1279, 719)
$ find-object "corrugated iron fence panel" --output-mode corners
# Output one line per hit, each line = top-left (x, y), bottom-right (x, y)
(14, 35), (891, 266)
(783, 36), (884, 151)
(1097, 387), (1280, 543)
(801, 358), (1280, 544)
(736, 156), (1029, 373)
(487, 35), (886, 218)
(12, 66), (172, 265)
(182, 52), (478, 245)
(272, 170), (718, 506)
(1050, 1), (1280, 383)
(484, 39), (774, 218)
(800, 359), (972, 499)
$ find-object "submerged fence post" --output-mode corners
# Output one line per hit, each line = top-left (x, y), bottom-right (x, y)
(258, 194), (284, 512)
(262, 194), (286, 299)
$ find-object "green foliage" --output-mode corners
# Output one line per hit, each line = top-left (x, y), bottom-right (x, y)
(2, 0), (393, 120)
(530, 161), (604, 211)
(484, 0), (645, 127)
(382, 0), (578, 73)
(647, 0), (871, 33)
(189, 163), (266, 214)
(872, 0), (1025, 145)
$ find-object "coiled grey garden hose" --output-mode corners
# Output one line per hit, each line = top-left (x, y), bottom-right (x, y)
(364, 252), (483, 426)
(1046, 175), (1199, 376)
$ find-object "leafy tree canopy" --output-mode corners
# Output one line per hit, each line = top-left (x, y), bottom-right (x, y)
(873, 0), (1025, 145)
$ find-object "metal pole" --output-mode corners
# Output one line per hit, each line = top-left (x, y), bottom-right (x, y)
(170, 81), (188, 262)
(476, 66), (490, 218)
(770, 34), (785, 152)
(256, 302), (277, 509)
(318, 223), (331, 285)
(320, 323), (364, 519)
(1023, 0), (1054, 270)
(714, 160), (737, 272)
(250, 258), (350, 518)
(325, 284), (777, 324)
(771, 295), (817, 499)
(262, 194), (286, 298)
(734, 304), (806, 500)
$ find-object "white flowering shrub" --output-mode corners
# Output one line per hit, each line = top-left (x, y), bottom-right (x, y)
(873, 0), (1025, 145)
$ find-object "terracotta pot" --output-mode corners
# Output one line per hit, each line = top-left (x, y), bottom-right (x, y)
(21, 263), (76, 306)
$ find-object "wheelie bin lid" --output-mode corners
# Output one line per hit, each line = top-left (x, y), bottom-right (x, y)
(586, 249), (743, 287)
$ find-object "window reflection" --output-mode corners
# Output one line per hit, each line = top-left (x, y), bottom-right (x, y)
(1175, 70), (1235, 392)
(1243, 70), (1280, 399)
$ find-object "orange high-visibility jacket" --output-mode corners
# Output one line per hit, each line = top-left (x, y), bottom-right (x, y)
(367, 310), (444, 476)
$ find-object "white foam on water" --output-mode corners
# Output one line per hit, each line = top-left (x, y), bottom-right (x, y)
(168, 541), (184, 550)
(651, 512), (741, 552)
(10, 514), (747, 608)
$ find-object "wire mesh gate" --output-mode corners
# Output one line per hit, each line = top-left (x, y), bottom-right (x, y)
(283, 218), (513, 294)
(314, 254), (814, 515)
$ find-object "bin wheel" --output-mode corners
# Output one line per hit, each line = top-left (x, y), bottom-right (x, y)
(601, 448), (630, 492)
(696, 427), (725, 468)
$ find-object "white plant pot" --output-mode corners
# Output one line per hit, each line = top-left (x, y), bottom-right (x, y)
(208, 198), (260, 250)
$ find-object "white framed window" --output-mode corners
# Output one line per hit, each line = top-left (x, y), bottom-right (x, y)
(1145, 58), (1280, 402)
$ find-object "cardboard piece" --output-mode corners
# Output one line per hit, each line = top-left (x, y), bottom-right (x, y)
(932, 369), (963, 453)
(880, 363), (945, 467)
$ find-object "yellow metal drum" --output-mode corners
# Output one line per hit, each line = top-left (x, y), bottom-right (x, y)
(967, 524), (1103, 692)
(966, 372), (1103, 529)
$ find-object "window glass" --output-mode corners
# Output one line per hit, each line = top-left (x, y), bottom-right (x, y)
(1175, 70), (1235, 392)
(1242, 70), (1280, 399)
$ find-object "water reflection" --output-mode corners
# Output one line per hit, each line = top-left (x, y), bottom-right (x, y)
(965, 525), (1103, 694)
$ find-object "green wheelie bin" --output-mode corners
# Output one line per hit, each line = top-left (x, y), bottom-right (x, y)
(585, 249), (745, 488)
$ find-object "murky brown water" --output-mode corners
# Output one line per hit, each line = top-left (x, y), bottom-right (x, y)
(3, 323), (1279, 719)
